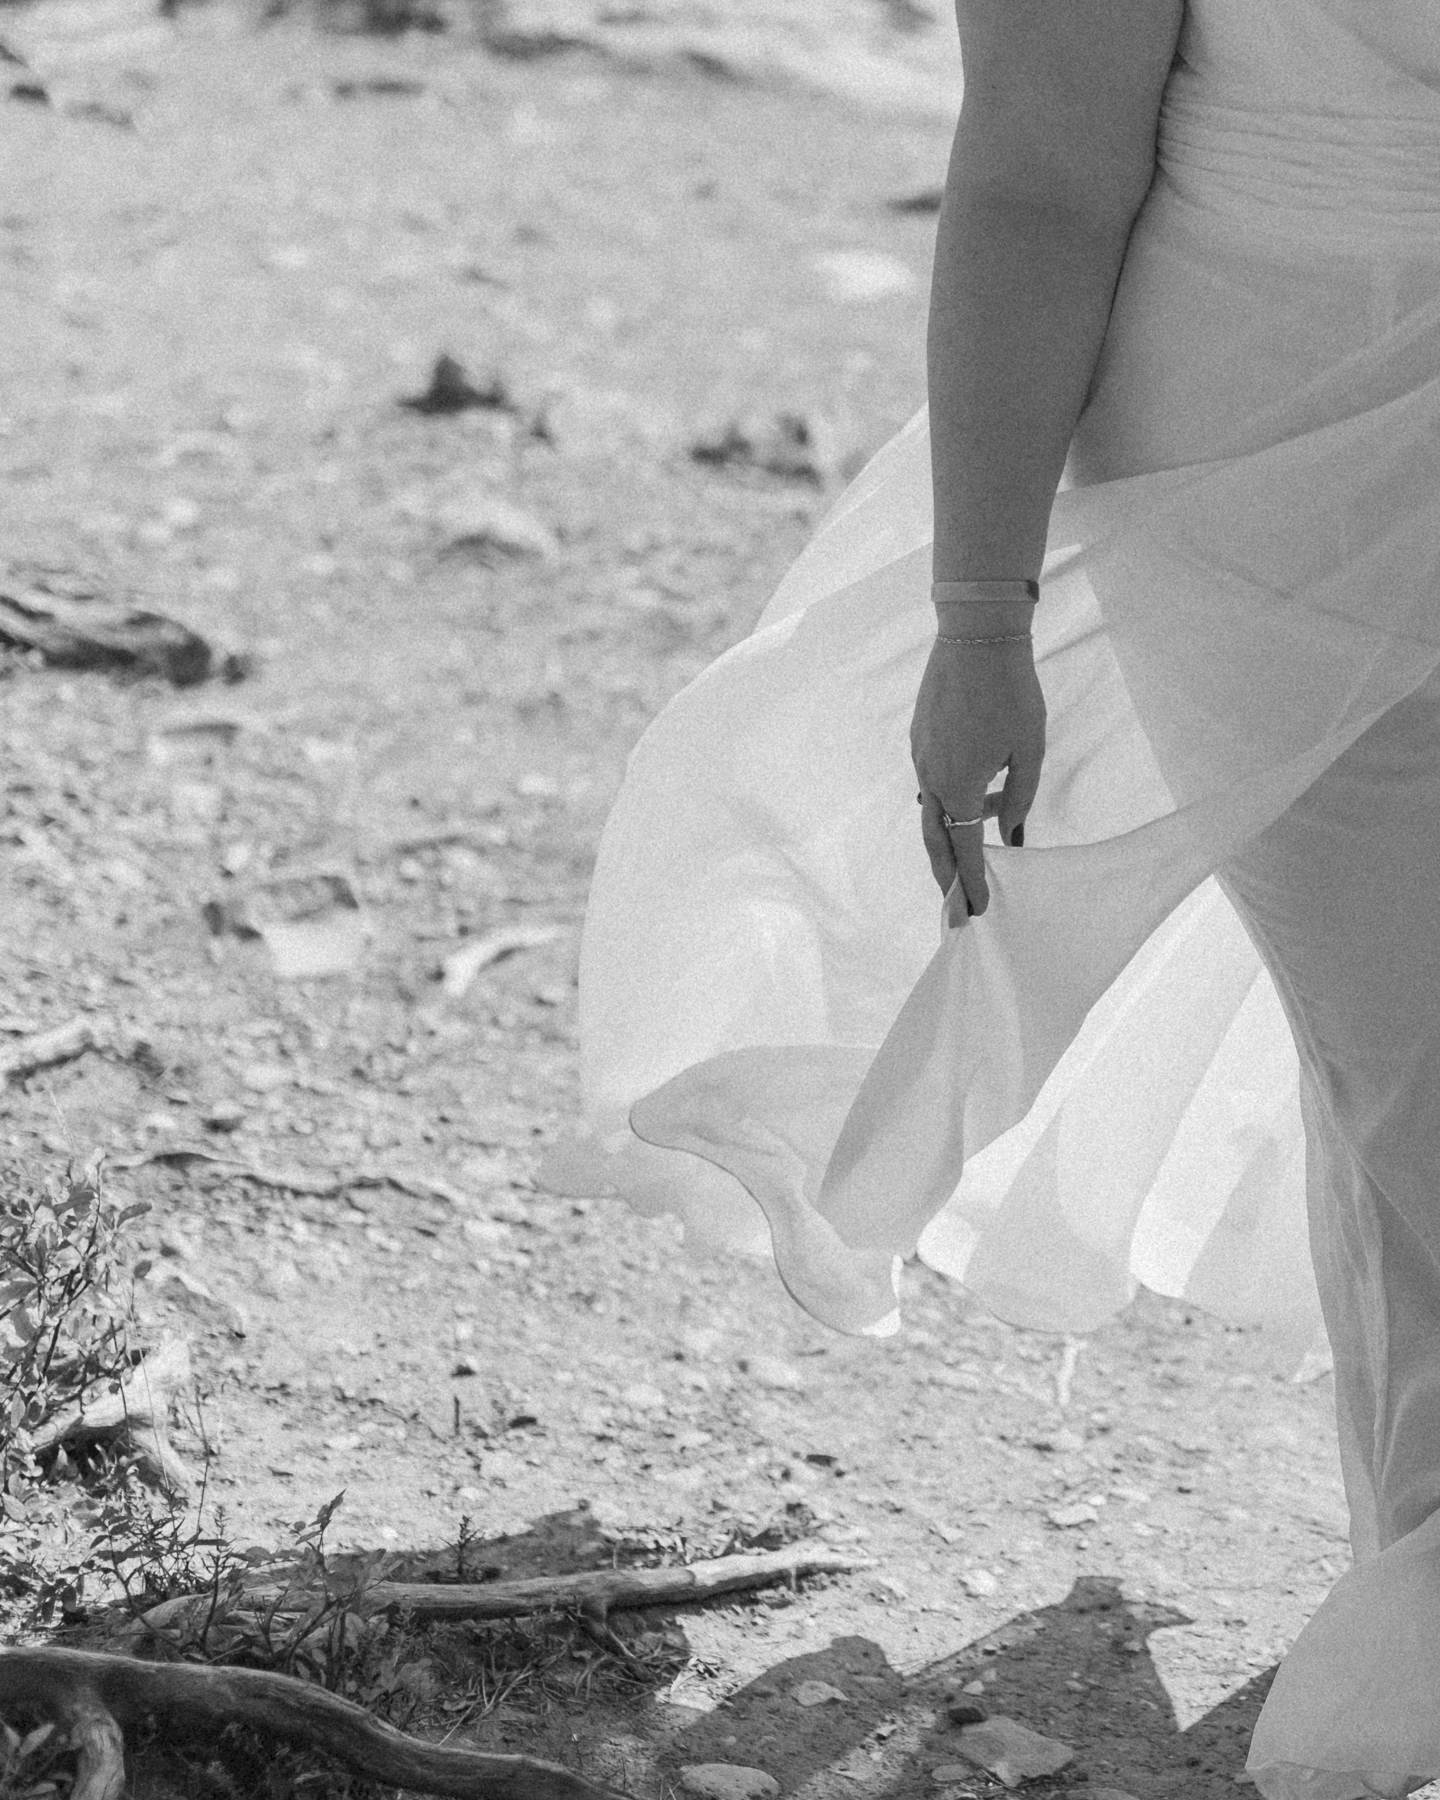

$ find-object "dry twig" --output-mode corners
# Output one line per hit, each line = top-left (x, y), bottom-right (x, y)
(125, 1542), (870, 1641)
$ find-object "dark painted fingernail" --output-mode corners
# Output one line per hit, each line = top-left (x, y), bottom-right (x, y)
(1010, 823), (1025, 847)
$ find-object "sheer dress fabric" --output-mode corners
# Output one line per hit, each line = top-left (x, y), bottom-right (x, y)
(539, 2), (1440, 1793)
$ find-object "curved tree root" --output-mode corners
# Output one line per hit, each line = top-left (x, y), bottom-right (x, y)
(0, 1647), (629, 1800)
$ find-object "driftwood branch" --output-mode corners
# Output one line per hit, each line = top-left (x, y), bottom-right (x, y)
(31, 1338), (197, 1500)
(0, 1647), (626, 1800)
(127, 1542), (871, 1641)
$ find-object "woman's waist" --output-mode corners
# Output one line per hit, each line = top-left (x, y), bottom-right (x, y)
(1156, 94), (1440, 246)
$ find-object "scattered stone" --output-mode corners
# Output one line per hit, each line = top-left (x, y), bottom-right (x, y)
(679, 1766), (778, 1800)
(1047, 1502), (1101, 1529)
(958, 1568), (999, 1598)
(793, 1680), (848, 1707)
(953, 1718), (1074, 1789)
(204, 872), (366, 980)
(738, 1355), (805, 1392)
(945, 1701), (988, 1727)
(201, 1102), (246, 1132)
(1030, 1428), (1087, 1454)
(690, 410), (837, 486)
(400, 352), (516, 415)
(817, 1520), (870, 1545)
(812, 249), (917, 302)
(0, 572), (242, 686)
(434, 491), (559, 562)
(932, 1766), (977, 1786)
(620, 1382), (667, 1412)
(959, 1680), (985, 1696)
(453, 1358), (479, 1377)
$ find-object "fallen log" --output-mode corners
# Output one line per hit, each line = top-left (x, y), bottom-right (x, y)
(123, 1542), (870, 1641)
(30, 1337), (197, 1500)
(0, 1646), (627, 1800)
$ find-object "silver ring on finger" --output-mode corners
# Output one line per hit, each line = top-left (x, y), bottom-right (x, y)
(942, 812), (985, 831)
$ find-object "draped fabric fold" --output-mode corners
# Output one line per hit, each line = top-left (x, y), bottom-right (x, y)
(535, 1), (1440, 1793)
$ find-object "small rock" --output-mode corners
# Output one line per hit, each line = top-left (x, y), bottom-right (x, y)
(1031, 1428), (1087, 1454)
(739, 1355), (806, 1393)
(932, 1766), (977, 1786)
(400, 353), (515, 416)
(818, 1521), (870, 1545)
(690, 411), (836, 487)
(812, 249), (917, 303)
(453, 1358), (479, 1377)
(954, 1718), (1074, 1789)
(793, 1680), (848, 1707)
(945, 1701), (988, 1727)
(621, 1382), (667, 1411)
(959, 1680), (986, 1696)
(679, 1767), (778, 1800)
(1047, 1503), (1101, 1529)
(202, 1101), (246, 1132)
(435, 492), (558, 562)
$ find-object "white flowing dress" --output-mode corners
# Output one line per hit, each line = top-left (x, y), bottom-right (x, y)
(539, 1), (1440, 1794)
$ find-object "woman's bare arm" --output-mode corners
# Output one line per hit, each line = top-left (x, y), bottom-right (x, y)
(929, 0), (1185, 597)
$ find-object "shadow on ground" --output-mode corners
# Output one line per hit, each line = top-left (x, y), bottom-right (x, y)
(658, 1577), (1273, 1800)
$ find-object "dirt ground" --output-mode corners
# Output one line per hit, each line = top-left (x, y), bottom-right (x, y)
(0, 6), (1368, 1797)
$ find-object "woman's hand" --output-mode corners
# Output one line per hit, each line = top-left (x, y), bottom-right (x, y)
(911, 636), (1046, 928)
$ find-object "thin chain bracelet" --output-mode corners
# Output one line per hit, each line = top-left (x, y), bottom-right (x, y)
(935, 629), (1033, 644)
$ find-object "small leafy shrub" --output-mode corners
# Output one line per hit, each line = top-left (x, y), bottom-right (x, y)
(0, 1158), (148, 1484)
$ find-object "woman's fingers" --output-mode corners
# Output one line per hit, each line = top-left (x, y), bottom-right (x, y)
(920, 792), (994, 925)
(918, 792), (959, 901)
(947, 808), (990, 922)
